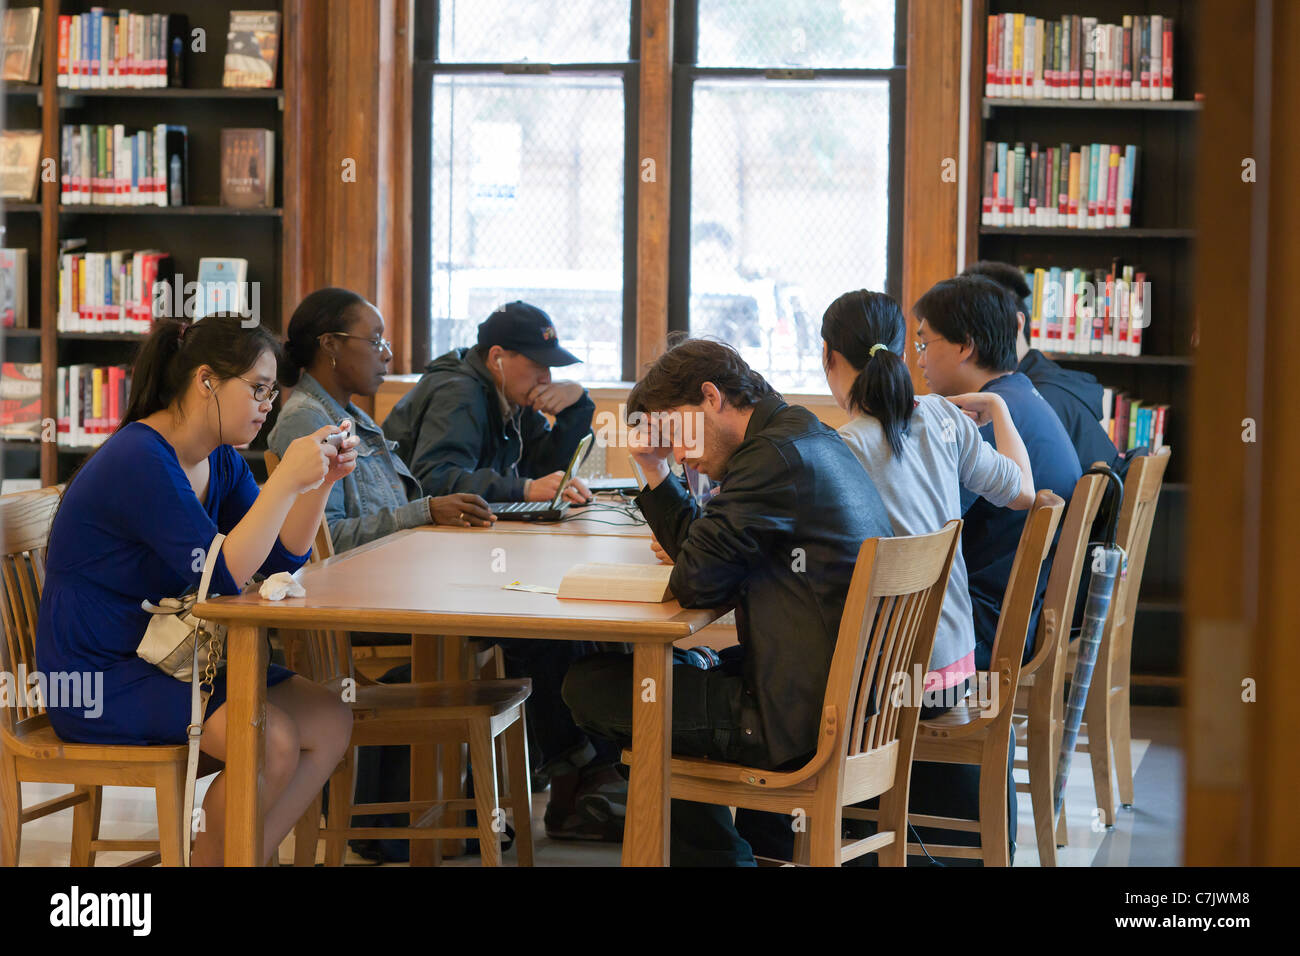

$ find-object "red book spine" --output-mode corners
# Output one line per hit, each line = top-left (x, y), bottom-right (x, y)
(58, 16), (71, 86)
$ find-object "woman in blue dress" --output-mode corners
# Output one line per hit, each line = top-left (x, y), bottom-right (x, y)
(37, 314), (357, 866)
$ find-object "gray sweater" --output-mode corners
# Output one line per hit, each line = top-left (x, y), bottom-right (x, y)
(837, 394), (1021, 689)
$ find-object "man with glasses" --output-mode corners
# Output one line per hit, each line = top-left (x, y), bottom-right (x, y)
(384, 301), (596, 504)
(912, 275), (1081, 671)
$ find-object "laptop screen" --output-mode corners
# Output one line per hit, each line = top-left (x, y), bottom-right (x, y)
(550, 432), (594, 507)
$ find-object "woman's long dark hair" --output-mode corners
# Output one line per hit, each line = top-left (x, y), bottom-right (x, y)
(122, 315), (283, 425)
(59, 316), (281, 504)
(821, 290), (914, 459)
(280, 287), (368, 386)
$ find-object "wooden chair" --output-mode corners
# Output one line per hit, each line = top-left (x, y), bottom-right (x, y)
(851, 491), (1065, 866)
(0, 486), (190, 867)
(1073, 447), (1171, 827)
(627, 520), (964, 866)
(1009, 472), (1108, 866)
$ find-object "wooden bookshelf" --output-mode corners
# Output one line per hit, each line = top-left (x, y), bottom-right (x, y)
(0, 0), (303, 488)
(972, 1), (1200, 701)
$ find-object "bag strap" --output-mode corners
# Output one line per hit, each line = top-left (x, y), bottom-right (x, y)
(184, 531), (227, 866)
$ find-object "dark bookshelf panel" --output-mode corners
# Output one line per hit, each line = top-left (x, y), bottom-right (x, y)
(985, 0), (1201, 99)
(1129, 608), (1182, 702)
(976, 230), (1196, 358)
(57, 0), (285, 93)
(4, 94), (43, 132)
(54, 214), (282, 333)
(1143, 485), (1186, 596)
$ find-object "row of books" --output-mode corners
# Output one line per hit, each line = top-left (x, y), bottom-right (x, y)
(982, 141), (1139, 229)
(1023, 263), (1148, 357)
(58, 248), (173, 334)
(56, 10), (186, 90)
(1103, 389), (1168, 454)
(57, 364), (131, 448)
(1, 7), (42, 84)
(985, 12), (1175, 101)
(59, 124), (188, 206)
(1, 249), (30, 328)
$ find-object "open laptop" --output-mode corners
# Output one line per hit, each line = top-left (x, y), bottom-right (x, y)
(490, 432), (594, 521)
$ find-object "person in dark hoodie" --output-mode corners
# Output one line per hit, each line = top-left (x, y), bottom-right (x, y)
(383, 301), (597, 503)
(962, 261), (1120, 471)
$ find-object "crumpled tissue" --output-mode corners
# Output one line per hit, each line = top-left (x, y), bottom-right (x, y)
(259, 570), (306, 600)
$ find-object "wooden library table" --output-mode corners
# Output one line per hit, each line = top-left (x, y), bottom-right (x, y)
(196, 525), (722, 867)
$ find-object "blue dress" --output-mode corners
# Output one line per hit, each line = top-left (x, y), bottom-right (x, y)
(35, 422), (310, 745)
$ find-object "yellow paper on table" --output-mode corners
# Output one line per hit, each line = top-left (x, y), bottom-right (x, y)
(558, 563), (674, 603)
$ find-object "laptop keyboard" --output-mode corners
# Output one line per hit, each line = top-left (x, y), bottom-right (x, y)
(492, 502), (551, 513)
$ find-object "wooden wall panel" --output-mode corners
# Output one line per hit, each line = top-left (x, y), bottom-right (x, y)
(901, 0), (966, 393)
(1184, 0), (1300, 865)
(634, 0), (673, 376)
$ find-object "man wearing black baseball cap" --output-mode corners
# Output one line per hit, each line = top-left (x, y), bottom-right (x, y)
(384, 300), (595, 504)
(384, 302), (623, 841)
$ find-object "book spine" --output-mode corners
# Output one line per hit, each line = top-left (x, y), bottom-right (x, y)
(982, 141), (994, 225)
(1028, 142), (1039, 223)
(1081, 17), (1096, 99)
(1033, 17), (1045, 99)
(1149, 15), (1162, 100)
(1067, 150), (1079, 227)
(1012, 14), (1024, 98)
(1131, 15), (1142, 99)
(1014, 142), (1026, 225)
(1001, 14), (1014, 101)
(1121, 17), (1132, 100)
(995, 142), (1008, 225)
(986, 15), (997, 98)
(1031, 268), (1045, 348)
(1132, 271), (1147, 355)
(1106, 145), (1120, 227)
(1057, 141), (1070, 223)
(1162, 17), (1174, 99)
(57, 15), (71, 87)
(1154, 406), (1166, 450)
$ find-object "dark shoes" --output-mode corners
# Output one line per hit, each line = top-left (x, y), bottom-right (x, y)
(545, 761), (627, 842)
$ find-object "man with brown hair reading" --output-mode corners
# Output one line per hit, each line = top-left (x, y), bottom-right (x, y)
(562, 339), (893, 865)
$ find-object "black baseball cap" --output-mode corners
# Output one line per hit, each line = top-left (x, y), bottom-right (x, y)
(477, 301), (580, 367)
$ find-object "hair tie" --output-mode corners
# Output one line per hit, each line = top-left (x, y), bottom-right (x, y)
(869, 343), (887, 358)
(176, 321), (191, 342)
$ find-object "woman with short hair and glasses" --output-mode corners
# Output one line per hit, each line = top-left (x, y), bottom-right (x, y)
(36, 314), (358, 865)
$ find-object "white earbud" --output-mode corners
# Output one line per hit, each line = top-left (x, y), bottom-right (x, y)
(204, 379), (213, 392)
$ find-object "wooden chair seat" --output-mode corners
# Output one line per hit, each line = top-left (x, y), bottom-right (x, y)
(918, 700), (990, 733)
(326, 677), (531, 720)
(5, 716), (188, 765)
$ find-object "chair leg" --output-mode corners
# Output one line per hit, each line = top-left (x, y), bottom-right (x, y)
(70, 785), (103, 867)
(0, 750), (22, 866)
(876, 783), (908, 867)
(1110, 685), (1135, 808)
(503, 711), (534, 866)
(154, 764), (186, 867)
(1056, 793), (1069, 847)
(467, 717), (502, 867)
(807, 784), (842, 867)
(978, 732), (1012, 867)
(1084, 698), (1116, 828)
(792, 825), (811, 866)
(293, 793), (322, 867)
(1026, 682), (1058, 867)
(324, 748), (355, 867)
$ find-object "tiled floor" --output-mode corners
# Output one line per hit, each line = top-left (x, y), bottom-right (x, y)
(12, 705), (1182, 867)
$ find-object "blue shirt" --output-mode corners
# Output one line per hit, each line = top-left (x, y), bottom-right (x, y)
(960, 372), (1082, 667)
(35, 422), (308, 743)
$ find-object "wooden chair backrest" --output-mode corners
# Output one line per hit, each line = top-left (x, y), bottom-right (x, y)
(1023, 472), (1109, 676)
(984, 491), (1066, 706)
(0, 486), (64, 728)
(1103, 447), (1172, 647)
(821, 519), (962, 801)
(264, 447), (351, 682)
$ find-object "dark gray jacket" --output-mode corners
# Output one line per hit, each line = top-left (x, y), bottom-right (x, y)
(382, 348), (596, 501)
(636, 396), (893, 769)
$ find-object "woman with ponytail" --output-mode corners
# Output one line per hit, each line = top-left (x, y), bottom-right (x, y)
(36, 315), (355, 866)
(821, 289), (1036, 699)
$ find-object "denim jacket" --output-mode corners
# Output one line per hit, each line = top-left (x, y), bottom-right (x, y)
(266, 372), (430, 553)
